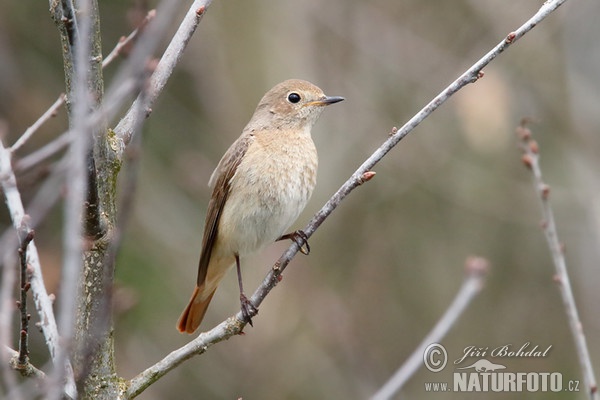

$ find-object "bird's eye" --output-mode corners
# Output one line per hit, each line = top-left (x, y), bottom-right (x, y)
(287, 92), (301, 103)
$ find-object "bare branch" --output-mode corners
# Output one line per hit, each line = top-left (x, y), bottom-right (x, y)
(5, 346), (46, 380)
(123, 1), (569, 395)
(16, 229), (34, 368)
(371, 257), (489, 400)
(102, 10), (157, 68)
(10, 8), (156, 164)
(517, 121), (599, 399)
(0, 205), (19, 397)
(4, 345), (46, 400)
(247, 0), (569, 322)
(0, 140), (77, 398)
(10, 95), (66, 153)
(114, 0), (213, 146)
(124, 317), (244, 399)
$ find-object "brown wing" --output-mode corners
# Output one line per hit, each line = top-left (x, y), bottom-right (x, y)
(196, 134), (253, 286)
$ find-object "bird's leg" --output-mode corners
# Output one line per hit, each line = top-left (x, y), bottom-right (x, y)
(236, 254), (257, 326)
(277, 230), (310, 255)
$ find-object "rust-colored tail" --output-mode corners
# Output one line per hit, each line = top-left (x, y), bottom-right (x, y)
(177, 286), (216, 334)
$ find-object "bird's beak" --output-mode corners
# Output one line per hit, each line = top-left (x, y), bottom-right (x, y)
(305, 96), (345, 107)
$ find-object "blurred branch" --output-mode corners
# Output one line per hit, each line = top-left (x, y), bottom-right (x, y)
(113, 0), (213, 147)
(48, 0), (106, 397)
(49, 0), (78, 99)
(102, 9), (156, 67)
(371, 257), (489, 400)
(517, 121), (599, 399)
(10, 9), (156, 165)
(3, 0), (209, 398)
(10, 94), (66, 153)
(14, 132), (69, 173)
(124, 1), (568, 395)
(0, 140), (77, 398)
(5, 346), (46, 380)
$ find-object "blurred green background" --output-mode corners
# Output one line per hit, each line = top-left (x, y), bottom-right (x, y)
(1, 0), (599, 399)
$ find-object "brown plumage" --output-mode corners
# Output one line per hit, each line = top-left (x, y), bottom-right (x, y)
(177, 79), (343, 333)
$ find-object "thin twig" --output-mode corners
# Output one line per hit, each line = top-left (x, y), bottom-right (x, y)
(123, 1), (568, 396)
(14, 132), (70, 173)
(0, 140), (77, 398)
(10, 95), (66, 153)
(371, 257), (489, 400)
(16, 229), (34, 368)
(114, 0), (213, 147)
(248, 0), (568, 316)
(102, 9), (156, 67)
(10, 9), (155, 164)
(517, 121), (598, 399)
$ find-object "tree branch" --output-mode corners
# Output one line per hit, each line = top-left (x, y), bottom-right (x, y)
(123, 1), (569, 396)
(10, 94), (66, 154)
(248, 0), (569, 318)
(5, 346), (46, 380)
(0, 140), (77, 398)
(371, 257), (489, 400)
(517, 121), (598, 399)
(16, 229), (34, 368)
(102, 10), (156, 68)
(113, 0), (213, 147)
(10, 8), (156, 163)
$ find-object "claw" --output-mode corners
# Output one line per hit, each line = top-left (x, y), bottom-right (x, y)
(240, 294), (258, 326)
(278, 230), (310, 255)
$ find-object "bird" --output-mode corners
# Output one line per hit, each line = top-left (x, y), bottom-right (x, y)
(177, 79), (344, 334)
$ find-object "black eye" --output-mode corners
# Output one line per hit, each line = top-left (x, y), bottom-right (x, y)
(287, 92), (301, 103)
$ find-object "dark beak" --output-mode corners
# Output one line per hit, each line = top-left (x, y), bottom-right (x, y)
(306, 96), (345, 107)
(320, 95), (345, 105)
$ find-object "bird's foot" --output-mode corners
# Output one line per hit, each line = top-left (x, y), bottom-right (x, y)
(239, 294), (258, 326)
(278, 230), (310, 255)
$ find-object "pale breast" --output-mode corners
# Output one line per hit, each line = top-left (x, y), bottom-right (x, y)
(217, 131), (318, 256)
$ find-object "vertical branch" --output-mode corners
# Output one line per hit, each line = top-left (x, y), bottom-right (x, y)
(49, 0), (78, 102)
(49, 0), (94, 393)
(0, 231), (18, 397)
(16, 229), (34, 368)
(0, 140), (77, 399)
(49, 0), (111, 397)
(517, 121), (598, 399)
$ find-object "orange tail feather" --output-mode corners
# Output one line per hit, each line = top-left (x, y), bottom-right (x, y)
(177, 285), (216, 334)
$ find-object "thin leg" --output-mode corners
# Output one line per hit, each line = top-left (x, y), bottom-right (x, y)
(236, 254), (257, 325)
(277, 230), (310, 255)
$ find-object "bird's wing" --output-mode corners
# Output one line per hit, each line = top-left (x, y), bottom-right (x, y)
(196, 134), (253, 286)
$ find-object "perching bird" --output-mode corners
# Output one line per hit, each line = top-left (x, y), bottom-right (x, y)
(177, 79), (344, 333)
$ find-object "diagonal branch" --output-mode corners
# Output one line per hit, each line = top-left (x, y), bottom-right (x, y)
(10, 9), (156, 160)
(371, 257), (489, 400)
(248, 0), (568, 314)
(517, 121), (598, 399)
(10, 94), (66, 154)
(113, 0), (214, 147)
(102, 9), (156, 68)
(123, 0), (569, 396)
